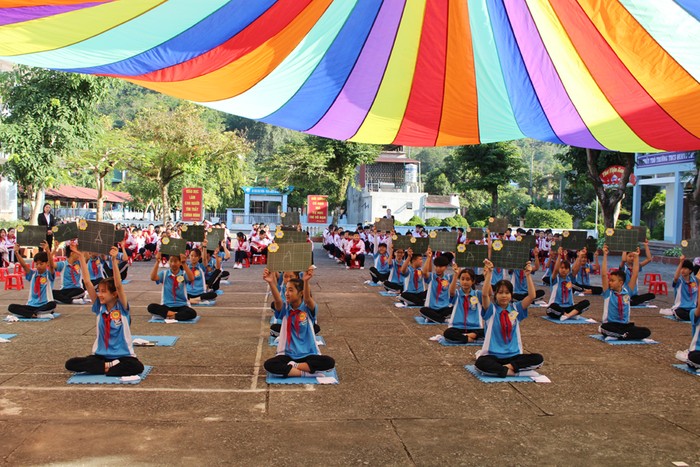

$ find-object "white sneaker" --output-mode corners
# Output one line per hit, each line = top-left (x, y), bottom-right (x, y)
(220, 280), (231, 285)
(199, 300), (213, 305)
(559, 314), (570, 322)
(360, 267), (364, 270)
(675, 350), (689, 362)
(346, 266), (350, 269)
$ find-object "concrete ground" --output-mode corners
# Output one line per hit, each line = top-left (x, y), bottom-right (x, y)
(0, 250), (698, 466)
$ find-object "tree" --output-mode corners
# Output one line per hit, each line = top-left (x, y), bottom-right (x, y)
(0, 65), (107, 223)
(424, 171), (453, 195)
(125, 103), (249, 223)
(687, 152), (700, 239)
(450, 142), (525, 216)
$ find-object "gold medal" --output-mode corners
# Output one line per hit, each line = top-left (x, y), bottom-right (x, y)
(275, 230), (284, 238)
(410, 237), (416, 244)
(176, 275), (184, 283)
(181, 225), (188, 232)
(605, 228), (614, 236)
(429, 231), (437, 238)
(457, 244), (466, 253)
(162, 237), (170, 245)
(268, 243), (279, 253)
(17, 225), (25, 232)
(493, 240), (503, 251)
(110, 310), (121, 320)
(299, 312), (307, 321)
(470, 296), (479, 305)
(566, 282), (573, 289)
(681, 240), (688, 247)
(78, 219), (88, 231)
(40, 277), (47, 284)
(441, 280), (449, 287)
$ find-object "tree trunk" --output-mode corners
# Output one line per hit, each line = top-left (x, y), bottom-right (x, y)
(160, 183), (170, 224)
(689, 157), (700, 239)
(585, 149), (634, 229)
(96, 171), (105, 222)
(490, 189), (499, 217)
(30, 189), (43, 225)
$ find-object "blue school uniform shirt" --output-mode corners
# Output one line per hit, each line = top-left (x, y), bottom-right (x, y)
(25, 269), (55, 306)
(602, 287), (632, 324)
(387, 259), (405, 284)
(374, 252), (391, 274)
(403, 266), (425, 293)
(56, 261), (83, 289)
(276, 301), (321, 359)
(186, 262), (208, 296)
(448, 288), (484, 330)
(205, 256), (219, 279)
(620, 264), (642, 295)
(690, 310), (700, 352)
(481, 301), (527, 359)
(511, 270), (530, 295)
(156, 269), (190, 307)
(548, 274), (576, 307)
(575, 262), (592, 286)
(672, 276), (698, 310)
(424, 272), (452, 308)
(490, 268), (505, 285)
(87, 257), (105, 281)
(91, 298), (135, 359)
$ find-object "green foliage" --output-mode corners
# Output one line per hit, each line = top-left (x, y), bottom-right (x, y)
(664, 247), (682, 257)
(441, 214), (469, 228)
(652, 219), (665, 240)
(410, 147), (453, 174)
(425, 217), (442, 227)
(524, 205), (573, 229)
(404, 215), (424, 226)
(424, 171), (453, 195)
(0, 220), (27, 230)
(472, 220), (486, 228)
(498, 185), (532, 220)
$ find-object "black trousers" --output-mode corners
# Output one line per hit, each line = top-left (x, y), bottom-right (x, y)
(688, 350), (700, 368)
(8, 301), (57, 318)
(513, 289), (545, 301)
(264, 354), (335, 376)
(270, 323), (321, 337)
(188, 291), (217, 301)
(475, 353), (544, 378)
(234, 251), (248, 262)
(65, 354), (144, 377)
(420, 306), (453, 323)
(105, 261), (129, 281)
(52, 287), (85, 304)
(673, 307), (692, 321)
(206, 269), (225, 290)
(401, 291), (426, 307)
(369, 267), (389, 283)
(599, 322), (651, 340)
(631, 293), (655, 306)
(383, 280), (402, 291)
(147, 304), (197, 321)
(444, 327), (484, 343)
(346, 253), (365, 267)
(546, 300), (590, 318)
(573, 282), (603, 295)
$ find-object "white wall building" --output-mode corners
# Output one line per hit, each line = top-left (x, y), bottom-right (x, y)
(0, 152), (18, 221)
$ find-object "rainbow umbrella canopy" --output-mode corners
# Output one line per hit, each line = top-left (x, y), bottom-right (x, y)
(0, 0), (699, 151)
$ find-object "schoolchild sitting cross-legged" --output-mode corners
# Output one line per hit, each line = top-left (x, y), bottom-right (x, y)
(443, 263), (491, 343)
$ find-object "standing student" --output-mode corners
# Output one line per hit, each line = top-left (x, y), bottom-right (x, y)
(546, 247), (591, 321)
(419, 254), (454, 323)
(600, 245), (651, 340)
(0, 229), (9, 266)
(670, 257), (700, 321)
(65, 246), (144, 377)
(147, 252), (197, 321)
(37, 203), (57, 248)
(53, 249), (91, 304)
(8, 242), (57, 319)
(263, 267), (335, 378)
(443, 263), (489, 343)
(475, 259), (544, 378)
(398, 247), (428, 307)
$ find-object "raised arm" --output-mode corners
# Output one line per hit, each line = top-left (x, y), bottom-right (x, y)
(424, 247), (433, 274)
(673, 255), (686, 283)
(551, 247), (563, 280)
(13, 244), (30, 275)
(263, 268), (283, 311)
(41, 241), (55, 273)
(400, 248), (413, 274)
(532, 247), (540, 273)
(629, 249), (640, 287)
(109, 246), (127, 308)
(601, 245), (609, 291)
(519, 261), (536, 309)
(449, 262), (460, 297)
(150, 252), (162, 282)
(181, 254), (195, 282)
(76, 249), (97, 302)
(571, 250), (584, 276)
(302, 266), (316, 310)
(640, 240), (652, 267)
(481, 259), (494, 310)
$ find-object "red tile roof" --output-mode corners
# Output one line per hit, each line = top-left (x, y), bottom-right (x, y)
(44, 185), (131, 203)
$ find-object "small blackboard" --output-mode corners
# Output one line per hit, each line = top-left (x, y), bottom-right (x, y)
(586, 238), (600, 253)
(273, 230), (307, 244)
(559, 230), (587, 251)
(392, 235), (428, 255)
(159, 237), (187, 256)
(206, 228), (225, 247)
(681, 239), (700, 258)
(76, 220), (116, 255)
(428, 231), (459, 252)
(488, 217), (509, 234)
(180, 225), (206, 242)
(280, 211), (300, 226)
(490, 240), (532, 270)
(52, 223), (79, 243)
(626, 225), (647, 243)
(375, 218), (394, 233)
(514, 235), (536, 250)
(455, 244), (489, 268)
(466, 227), (484, 240)
(16, 225), (47, 247)
(266, 243), (312, 272)
(604, 228), (639, 252)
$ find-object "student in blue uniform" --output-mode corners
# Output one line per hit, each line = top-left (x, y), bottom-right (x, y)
(186, 242), (218, 304)
(619, 241), (655, 306)
(600, 245), (651, 340)
(86, 253), (107, 287)
(65, 246), (144, 377)
(368, 238), (391, 284)
(669, 257), (699, 321)
(382, 247), (406, 293)
(475, 259), (544, 378)
(683, 299), (700, 370)
(571, 247), (602, 295)
(8, 242), (57, 319)
(546, 247), (591, 321)
(147, 252), (197, 321)
(398, 247), (428, 306)
(511, 246), (545, 302)
(443, 263), (490, 343)
(263, 266), (335, 378)
(52, 248), (90, 304)
(419, 254), (454, 323)
(205, 242), (230, 290)
(270, 271), (321, 337)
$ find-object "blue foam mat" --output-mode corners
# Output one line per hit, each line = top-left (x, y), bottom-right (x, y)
(0, 334), (17, 340)
(396, 303), (422, 309)
(414, 316), (445, 325)
(540, 316), (597, 325)
(148, 316), (201, 324)
(269, 316), (281, 325)
(631, 304), (657, 309)
(440, 338), (482, 347)
(8, 313), (61, 322)
(121, 280), (131, 285)
(131, 335), (179, 347)
(266, 368), (338, 385)
(464, 365), (534, 383)
(662, 315), (690, 323)
(268, 335), (326, 347)
(192, 301), (215, 307)
(365, 281), (383, 287)
(68, 365), (153, 385)
(215, 290), (224, 296)
(588, 334), (658, 345)
(672, 364), (700, 376)
(379, 291), (400, 297)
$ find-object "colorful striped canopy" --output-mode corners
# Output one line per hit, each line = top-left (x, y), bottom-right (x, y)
(1, 0), (700, 151)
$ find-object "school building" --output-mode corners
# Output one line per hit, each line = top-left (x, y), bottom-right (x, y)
(345, 150), (460, 225)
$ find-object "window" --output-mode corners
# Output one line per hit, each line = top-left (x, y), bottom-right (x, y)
(406, 202), (413, 210)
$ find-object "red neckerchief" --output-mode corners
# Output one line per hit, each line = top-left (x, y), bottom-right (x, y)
(686, 279), (694, 298)
(463, 291), (475, 328)
(413, 269), (420, 289)
(616, 291), (624, 321)
(33, 272), (42, 297)
(436, 274), (444, 297)
(499, 307), (513, 344)
(69, 263), (78, 285)
(102, 310), (112, 351)
(170, 273), (179, 301)
(91, 260), (98, 277)
(286, 308), (303, 346)
(350, 240), (360, 254)
(561, 277), (570, 302)
(379, 255), (386, 266)
(519, 270), (525, 282)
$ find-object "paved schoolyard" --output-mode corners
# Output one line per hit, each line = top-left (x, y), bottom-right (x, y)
(0, 250), (698, 466)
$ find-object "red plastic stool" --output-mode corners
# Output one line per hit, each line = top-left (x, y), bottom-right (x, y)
(643, 273), (661, 285)
(648, 281), (668, 295)
(349, 259), (361, 269)
(252, 254), (266, 265)
(4, 274), (24, 290)
(0, 267), (8, 281)
(241, 256), (251, 268)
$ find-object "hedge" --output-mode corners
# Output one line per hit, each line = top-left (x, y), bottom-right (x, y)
(524, 206), (573, 229)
